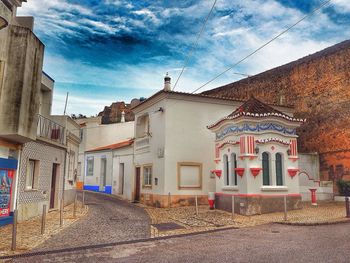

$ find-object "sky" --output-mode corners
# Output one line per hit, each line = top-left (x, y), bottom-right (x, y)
(17, 0), (350, 116)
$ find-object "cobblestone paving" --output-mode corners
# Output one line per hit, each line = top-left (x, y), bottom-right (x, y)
(32, 191), (151, 251)
(7, 222), (350, 262)
(0, 201), (87, 257)
(145, 201), (349, 237)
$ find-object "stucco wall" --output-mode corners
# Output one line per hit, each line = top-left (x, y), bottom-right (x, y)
(17, 141), (65, 221)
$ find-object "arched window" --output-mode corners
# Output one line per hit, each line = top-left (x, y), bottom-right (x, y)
(262, 152), (270, 186)
(223, 154), (229, 186)
(276, 153), (283, 186)
(230, 153), (237, 185)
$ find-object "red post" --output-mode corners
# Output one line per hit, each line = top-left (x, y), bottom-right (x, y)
(309, 188), (317, 206)
(208, 192), (215, 210)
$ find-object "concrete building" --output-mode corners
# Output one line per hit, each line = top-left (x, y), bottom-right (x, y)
(0, 0), (44, 226)
(16, 73), (81, 221)
(75, 117), (134, 190)
(208, 97), (304, 215)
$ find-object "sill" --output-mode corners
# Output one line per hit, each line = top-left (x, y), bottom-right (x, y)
(261, 186), (288, 192)
(142, 185), (152, 189)
(24, 189), (39, 192)
(178, 186), (202, 190)
(222, 186), (239, 191)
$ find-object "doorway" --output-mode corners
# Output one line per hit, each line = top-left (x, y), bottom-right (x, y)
(134, 167), (141, 202)
(100, 157), (107, 192)
(119, 163), (124, 195)
(50, 164), (59, 209)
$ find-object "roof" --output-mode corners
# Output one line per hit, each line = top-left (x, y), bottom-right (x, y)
(131, 90), (248, 112)
(86, 139), (134, 152)
(208, 97), (305, 129)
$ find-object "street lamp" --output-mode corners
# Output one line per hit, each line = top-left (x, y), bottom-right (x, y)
(0, 16), (8, 30)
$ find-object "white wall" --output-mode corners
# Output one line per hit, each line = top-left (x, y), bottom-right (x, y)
(112, 146), (134, 200)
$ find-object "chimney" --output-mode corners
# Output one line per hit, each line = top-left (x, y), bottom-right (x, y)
(121, 111), (125, 123)
(164, 72), (171, 91)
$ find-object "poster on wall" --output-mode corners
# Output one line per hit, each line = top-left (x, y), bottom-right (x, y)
(0, 169), (13, 217)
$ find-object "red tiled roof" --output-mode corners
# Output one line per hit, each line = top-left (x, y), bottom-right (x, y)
(87, 139), (134, 152)
(208, 97), (305, 129)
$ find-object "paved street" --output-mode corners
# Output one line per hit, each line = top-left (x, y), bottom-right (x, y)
(34, 191), (150, 251)
(7, 222), (350, 262)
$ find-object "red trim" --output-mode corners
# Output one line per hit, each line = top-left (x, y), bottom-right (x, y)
(250, 168), (262, 178)
(215, 192), (302, 198)
(287, 168), (299, 178)
(211, 170), (222, 178)
(235, 168), (245, 177)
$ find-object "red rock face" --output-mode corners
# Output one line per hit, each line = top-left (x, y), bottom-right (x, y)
(98, 99), (141, 124)
(203, 40), (350, 185)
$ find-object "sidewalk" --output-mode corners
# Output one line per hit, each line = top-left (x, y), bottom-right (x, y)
(0, 202), (88, 257)
(145, 201), (350, 237)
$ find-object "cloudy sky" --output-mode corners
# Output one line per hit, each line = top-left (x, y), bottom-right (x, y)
(17, 0), (350, 116)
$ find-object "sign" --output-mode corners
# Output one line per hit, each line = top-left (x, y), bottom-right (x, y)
(0, 169), (14, 217)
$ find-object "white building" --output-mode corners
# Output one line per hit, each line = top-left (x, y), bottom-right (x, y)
(75, 117), (134, 190)
(84, 139), (134, 200)
(208, 97), (304, 215)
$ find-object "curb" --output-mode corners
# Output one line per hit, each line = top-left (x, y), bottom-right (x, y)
(274, 218), (350, 226)
(0, 226), (239, 260)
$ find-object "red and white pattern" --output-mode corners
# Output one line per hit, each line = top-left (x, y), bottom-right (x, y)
(215, 143), (220, 159)
(289, 139), (298, 156)
(240, 136), (255, 155)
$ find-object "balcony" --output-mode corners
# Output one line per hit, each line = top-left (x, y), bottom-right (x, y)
(135, 136), (150, 152)
(37, 114), (65, 146)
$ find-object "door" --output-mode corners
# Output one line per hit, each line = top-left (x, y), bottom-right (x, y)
(119, 163), (124, 195)
(100, 157), (107, 191)
(50, 164), (58, 209)
(134, 167), (141, 202)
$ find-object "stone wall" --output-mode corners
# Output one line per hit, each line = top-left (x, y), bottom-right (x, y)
(203, 40), (350, 188)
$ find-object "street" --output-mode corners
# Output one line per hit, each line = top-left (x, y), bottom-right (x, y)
(6, 220), (350, 262)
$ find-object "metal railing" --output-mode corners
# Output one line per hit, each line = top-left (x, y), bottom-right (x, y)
(37, 114), (65, 145)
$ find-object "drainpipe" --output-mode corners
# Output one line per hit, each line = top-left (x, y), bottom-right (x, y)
(13, 146), (22, 212)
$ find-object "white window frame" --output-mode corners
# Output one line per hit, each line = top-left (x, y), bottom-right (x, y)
(143, 165), (152, 188)
(86, 157), (94, 176)
(26, 159), (39, 190)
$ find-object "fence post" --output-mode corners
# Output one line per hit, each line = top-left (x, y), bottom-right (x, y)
(345, 196), (350, 218)
(168, 192), (171, 208)
(82, 190), (85, 208)
(11, 210), (18, 251)
(195, 195), (199, 216)
(73, 192), (77, 218)
(232, 196), (235, 219)
(284, 195), (287, 221)
(41, 205), (47, 235)
(60, 200), (64, 227)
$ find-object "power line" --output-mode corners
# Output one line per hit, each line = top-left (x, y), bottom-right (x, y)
(191, 0), (332, 94)
(172, 0), (218, 91)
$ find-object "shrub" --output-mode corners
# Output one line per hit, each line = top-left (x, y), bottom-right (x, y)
(336, 180), (350, 196)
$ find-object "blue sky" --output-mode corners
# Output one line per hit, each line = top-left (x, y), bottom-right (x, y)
(17, 0), (350, 116)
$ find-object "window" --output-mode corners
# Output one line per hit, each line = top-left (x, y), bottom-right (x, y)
(276, 153), (284, 186)
(26, 159), (39, 190)
(136, 114), (150, 138)
(68, 150), (75, 180)
(86, 157), (94, 176)
(143, 166), (152, 187)
(223, 155), (229, 186)
(177, 162), (202, 189)
(230, 153), (237, 185)
(262, 152), (270, 186)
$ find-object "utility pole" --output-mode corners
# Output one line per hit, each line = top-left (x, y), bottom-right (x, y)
(63, 92), (69, 116)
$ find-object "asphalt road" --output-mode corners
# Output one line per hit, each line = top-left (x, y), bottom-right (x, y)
(7, 221), (350, 262)
(34, 191), (151, 251)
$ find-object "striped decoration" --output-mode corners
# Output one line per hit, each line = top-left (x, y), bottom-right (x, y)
(215, 143), (220, 158)
(240, 136), (255, 155)
(290, 139), (298, 156)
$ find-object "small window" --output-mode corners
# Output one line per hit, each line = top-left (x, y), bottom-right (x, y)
(276, 153), (284, 186)
(26, 159), (39, 190)
(230, 153), (237, 186)
(262, 152), (270, 186)
(223, 154), (229, 186)
(143, 166), (152, 187)
(86, 157), (94, 176)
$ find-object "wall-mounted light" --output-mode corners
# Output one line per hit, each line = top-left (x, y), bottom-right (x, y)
(0, 16), (8, 30)
(254, 146), (259, 154)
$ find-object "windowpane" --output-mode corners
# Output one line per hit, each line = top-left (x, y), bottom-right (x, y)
(87, 157), (94, 176)
(230, 153), (237, 186)
(143, 166), (152, 186)
(276, 153), (283, 186)
(26, 160), (35, 189)
(223, 155), (229, 186)
(262, 152), (270, 186)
